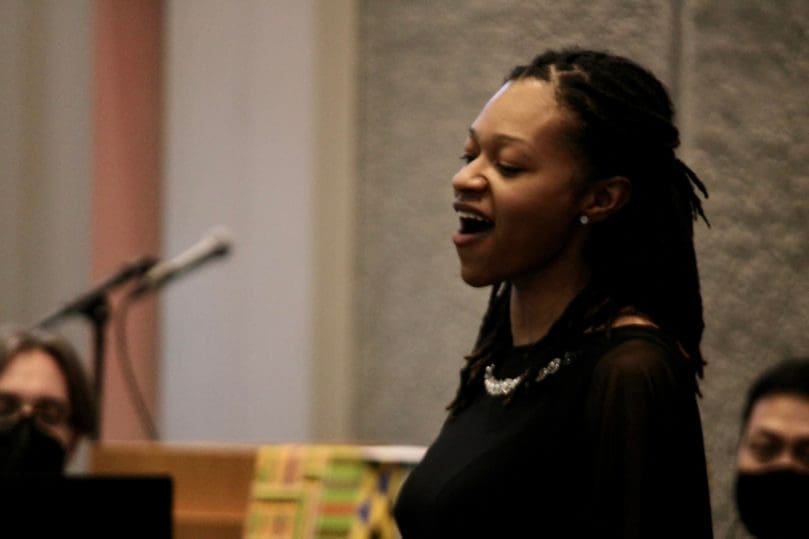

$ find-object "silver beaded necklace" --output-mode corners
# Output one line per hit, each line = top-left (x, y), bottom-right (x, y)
(483, 352), (578, 397)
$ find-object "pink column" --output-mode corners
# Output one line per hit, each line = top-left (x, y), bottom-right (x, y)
(92, 0), (163, 440)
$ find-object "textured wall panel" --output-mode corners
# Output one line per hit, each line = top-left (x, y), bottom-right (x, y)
(682, 1), (809, 534)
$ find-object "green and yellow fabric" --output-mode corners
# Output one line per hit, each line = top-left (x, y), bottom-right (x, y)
(244, 444), (422, 539)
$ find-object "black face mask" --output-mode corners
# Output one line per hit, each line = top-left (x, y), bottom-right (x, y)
(0, 416), (66, 475)
(735, 469), (809, 539)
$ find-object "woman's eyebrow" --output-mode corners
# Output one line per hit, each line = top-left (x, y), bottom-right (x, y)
(468, 127), (532, 150)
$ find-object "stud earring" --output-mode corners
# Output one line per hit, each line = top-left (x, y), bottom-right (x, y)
(579, 215), (589, 225)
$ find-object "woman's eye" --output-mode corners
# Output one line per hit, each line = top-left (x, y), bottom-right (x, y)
(459, 153), (476, 165)
(496, 163), (523, 177)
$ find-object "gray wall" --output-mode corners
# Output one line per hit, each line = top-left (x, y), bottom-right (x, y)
(354, 1), (809, 534)
(0, 0), (92, 331)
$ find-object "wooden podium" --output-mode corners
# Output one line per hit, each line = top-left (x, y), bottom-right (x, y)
(91, 442), (258, 539)
(91, 442), (424, 539)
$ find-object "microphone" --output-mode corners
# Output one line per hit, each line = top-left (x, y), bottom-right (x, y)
(130, 227), (232, 298)
(37, 256), (159, 327)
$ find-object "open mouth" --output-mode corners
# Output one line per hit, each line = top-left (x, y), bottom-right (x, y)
(457, 211), (494, 234)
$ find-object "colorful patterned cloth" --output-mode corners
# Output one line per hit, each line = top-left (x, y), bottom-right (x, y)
(244, 445), (423, 539)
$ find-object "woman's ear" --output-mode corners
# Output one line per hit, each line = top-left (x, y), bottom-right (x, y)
(579, 176), (631, 224)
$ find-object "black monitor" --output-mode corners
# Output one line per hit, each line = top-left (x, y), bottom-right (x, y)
(0, 475), (172, 538)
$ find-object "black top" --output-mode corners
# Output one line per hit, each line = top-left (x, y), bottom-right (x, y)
(394, 326), (712, 538)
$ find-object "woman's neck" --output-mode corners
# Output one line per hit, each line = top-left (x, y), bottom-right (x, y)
(509, 261), (591, 346)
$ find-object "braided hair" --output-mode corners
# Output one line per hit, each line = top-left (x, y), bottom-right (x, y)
(449, 48), (709, 414)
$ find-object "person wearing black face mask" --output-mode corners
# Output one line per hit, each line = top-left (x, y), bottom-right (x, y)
(734, 358), (809, 539)
(0, 397), (71, 475)
(0, 326), (95, 475)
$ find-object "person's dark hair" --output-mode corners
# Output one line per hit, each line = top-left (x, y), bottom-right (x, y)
(0, 326), (96, 436)
(741, 358), (809, 425)
(450, 48), (709, 413)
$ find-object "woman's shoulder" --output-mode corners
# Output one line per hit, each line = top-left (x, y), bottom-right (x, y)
(587, 322), (684, 387)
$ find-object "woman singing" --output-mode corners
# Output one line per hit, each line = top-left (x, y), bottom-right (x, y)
(394, 48), (713, 538)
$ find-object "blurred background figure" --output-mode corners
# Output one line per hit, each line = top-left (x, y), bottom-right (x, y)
(0, 326), (95, 475)
(735, 358), (809, 538)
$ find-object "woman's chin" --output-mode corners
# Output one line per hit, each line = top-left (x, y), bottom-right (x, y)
(459, 267), (496, 288)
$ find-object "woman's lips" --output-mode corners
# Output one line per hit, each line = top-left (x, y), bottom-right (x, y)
(452, 228), (493, 247)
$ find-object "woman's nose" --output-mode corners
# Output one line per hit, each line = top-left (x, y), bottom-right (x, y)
(452, 164), (487, 194)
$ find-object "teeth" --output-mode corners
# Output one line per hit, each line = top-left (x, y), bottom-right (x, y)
(457, 211), (491, 222)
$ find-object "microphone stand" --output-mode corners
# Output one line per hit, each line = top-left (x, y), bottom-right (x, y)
(81, 295), (109, 442)
(36, 256), (157, 440)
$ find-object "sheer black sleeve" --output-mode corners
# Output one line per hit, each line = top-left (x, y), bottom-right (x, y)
(581, 328), (712, 538)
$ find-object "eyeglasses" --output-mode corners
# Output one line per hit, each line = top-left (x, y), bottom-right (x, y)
(0, 391), (71, 429)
